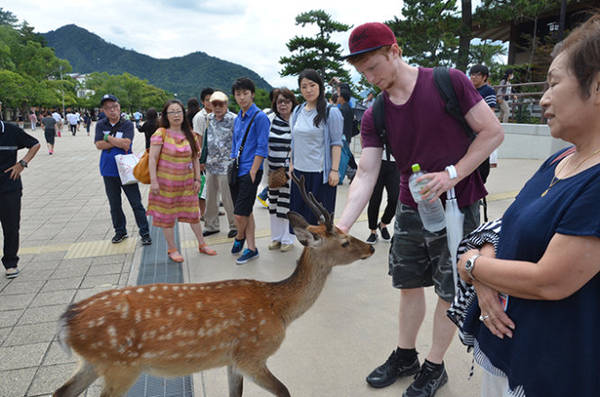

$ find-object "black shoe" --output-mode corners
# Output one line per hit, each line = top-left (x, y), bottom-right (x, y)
(366, 232), (378, 245)
(203, 229), (219, 237)
(111, 233), (128, 244)
(402, 361), (448, 397)
(141, 235), (152, 245)
(227, 229), (238, 238)
(379, 225), (391, 241)
(366, 349), (420, 388)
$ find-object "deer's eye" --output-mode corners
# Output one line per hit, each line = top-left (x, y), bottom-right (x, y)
(341, 241), (350, 248)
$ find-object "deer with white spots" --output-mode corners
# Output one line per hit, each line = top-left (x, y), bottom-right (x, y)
(53, 174), (374, 397)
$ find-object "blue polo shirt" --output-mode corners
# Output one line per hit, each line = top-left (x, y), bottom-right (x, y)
(230, 104), (269, 176)
(94, 117), (134, 177)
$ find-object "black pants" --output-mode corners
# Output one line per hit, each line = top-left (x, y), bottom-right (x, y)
(103, 176), (150, 236)
(367, 160), (400, 230)
(0, 190), (22, 269)
(70, 124), (77, 135)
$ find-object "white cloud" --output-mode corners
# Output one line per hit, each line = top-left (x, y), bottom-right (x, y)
(3, 0), (403, 88)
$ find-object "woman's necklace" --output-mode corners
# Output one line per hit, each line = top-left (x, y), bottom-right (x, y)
(541, 148), (600, 197)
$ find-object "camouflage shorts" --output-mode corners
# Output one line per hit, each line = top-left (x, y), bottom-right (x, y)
(389, 201), (481, 302)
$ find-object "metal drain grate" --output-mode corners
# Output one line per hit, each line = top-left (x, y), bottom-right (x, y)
(127, 219), (193, 397)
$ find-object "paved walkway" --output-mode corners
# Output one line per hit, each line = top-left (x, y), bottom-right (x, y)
(0, 122), (544, 397)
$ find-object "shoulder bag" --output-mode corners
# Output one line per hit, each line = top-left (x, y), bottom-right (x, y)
(134, 128), (165, 184)
(228, 112), (258, 186)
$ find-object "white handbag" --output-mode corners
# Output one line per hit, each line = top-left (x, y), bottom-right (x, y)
(114, 153), (141, 185)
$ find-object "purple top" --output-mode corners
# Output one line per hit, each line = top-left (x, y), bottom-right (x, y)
(361, 67), (486, 209)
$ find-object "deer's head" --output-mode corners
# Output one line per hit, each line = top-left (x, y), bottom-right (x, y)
(288, 174), (374, 266)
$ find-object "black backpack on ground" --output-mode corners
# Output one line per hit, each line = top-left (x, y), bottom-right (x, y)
(372, 66), (490, 220)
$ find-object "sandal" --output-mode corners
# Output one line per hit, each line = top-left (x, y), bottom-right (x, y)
(199, 243), (217, 256)
(167, 249), (184, 263)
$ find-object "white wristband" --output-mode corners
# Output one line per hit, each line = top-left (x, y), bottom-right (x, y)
(446, 165), (458, 179)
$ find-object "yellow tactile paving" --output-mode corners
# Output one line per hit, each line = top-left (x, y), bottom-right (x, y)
(17, 191), (519, 258)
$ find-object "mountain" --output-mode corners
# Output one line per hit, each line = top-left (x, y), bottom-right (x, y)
(43, 24), (272, 101)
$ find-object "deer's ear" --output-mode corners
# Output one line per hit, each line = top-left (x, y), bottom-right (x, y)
(287, 211), (322, 247)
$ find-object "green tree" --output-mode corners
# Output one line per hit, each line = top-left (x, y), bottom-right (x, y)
(387, 0), (460, 68)
(0, 8), (18, 27)
(279, 10), (351, 88)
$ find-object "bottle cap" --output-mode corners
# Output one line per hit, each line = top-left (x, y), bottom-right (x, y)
(411, 163), (421, 173)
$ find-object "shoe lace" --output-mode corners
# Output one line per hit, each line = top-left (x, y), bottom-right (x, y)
(412, 361), (439, 389)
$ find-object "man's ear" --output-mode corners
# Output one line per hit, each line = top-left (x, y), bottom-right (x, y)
(287, 211), (322, 247)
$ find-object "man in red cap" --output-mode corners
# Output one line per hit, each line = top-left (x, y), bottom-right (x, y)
(336, 22), (503, 397)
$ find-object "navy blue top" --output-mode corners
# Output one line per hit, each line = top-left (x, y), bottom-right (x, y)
(230, 104), (269, 176)
(477, 84), (497, 109)
(465, 147), (600, 396)
(94, 117), (134, 177)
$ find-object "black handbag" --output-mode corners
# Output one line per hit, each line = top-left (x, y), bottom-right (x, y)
(228, 112), (258, 186)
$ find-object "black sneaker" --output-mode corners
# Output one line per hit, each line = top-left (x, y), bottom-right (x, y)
(141, 235), (152, 245)
(227, 229), (238, 238)
(379, 225), (391, 241)
(402, 360), (448, 397)
(366, 232), (378, 245)
(366, 349), (420, 388)
(203, 229), (219, 237)
(111, 233), (128, 244)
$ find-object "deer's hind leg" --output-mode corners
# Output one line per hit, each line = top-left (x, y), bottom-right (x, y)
(99, 367), (141, 397)
(240, 363), (290, 397)
(53, 360), (98, 397)
(227, 365), (243, 397)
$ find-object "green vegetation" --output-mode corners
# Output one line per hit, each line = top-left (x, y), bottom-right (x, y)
(279, 10), (351, 91)
(0, 9), (170, 118)
(43, 24), (272, 102)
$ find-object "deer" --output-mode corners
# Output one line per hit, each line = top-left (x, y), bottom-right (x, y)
(53, 174), (374, 397)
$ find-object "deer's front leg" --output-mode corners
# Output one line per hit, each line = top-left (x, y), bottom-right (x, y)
(227, 365), (243, 397)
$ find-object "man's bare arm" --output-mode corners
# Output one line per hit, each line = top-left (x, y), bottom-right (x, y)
(336, 147), (382, 233)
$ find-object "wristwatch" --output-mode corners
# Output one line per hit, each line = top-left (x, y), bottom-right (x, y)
(18, 159), (28, 168)
(465, 254), (481, 280)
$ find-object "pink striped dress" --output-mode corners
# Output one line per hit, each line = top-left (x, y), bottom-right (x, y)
(146, 128), (201, 228)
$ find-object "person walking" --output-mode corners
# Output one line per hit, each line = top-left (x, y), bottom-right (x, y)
(94, 94), (152, 246)
(0, 104), (40, 278)
(497, 69), (515, 123)
(289, 69), (343, 227)
(267, 88), (296, 252)
(28, 111), (37, 131)
(40, 111), (57, 154)
(199, 91), (237, 239)
(83, 112), (92, 136)
(229, 78), (270, 264)
(146, 99), (216, 262)
(336, 23), (503, 397)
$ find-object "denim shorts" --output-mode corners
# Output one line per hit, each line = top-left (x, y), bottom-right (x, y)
(388, 201), (480, 302)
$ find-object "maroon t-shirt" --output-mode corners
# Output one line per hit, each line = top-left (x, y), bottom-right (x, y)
(361, 67), (487, 209)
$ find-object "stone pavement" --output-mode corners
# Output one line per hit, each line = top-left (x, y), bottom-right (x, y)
(0, 122), (544, 397)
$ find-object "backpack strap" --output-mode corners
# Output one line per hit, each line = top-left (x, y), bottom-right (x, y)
(372, 93), (391, 161)
(433, 67), (475, 141)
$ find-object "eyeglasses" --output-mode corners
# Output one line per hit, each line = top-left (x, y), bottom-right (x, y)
(277, 99), (292, 105)
(104, 104), (119, 111)
(167, 110), (183, 115)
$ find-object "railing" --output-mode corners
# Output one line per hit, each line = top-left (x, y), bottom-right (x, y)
(492, 81), (548, 123)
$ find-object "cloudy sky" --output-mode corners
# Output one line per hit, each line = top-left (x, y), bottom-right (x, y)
(4, 0), (404, 88)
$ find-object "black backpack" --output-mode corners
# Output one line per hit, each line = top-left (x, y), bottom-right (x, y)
(372, 66), (490, 219)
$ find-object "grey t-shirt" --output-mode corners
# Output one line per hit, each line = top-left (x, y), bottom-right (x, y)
(41, 116), (57, 130)
(292, 108), (324, 172)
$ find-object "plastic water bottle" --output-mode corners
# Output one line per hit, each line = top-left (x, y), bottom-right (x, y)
(408, 163), (446, 232)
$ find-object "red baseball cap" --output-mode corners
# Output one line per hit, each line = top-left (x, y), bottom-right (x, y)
(343, 22), (397, 59)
